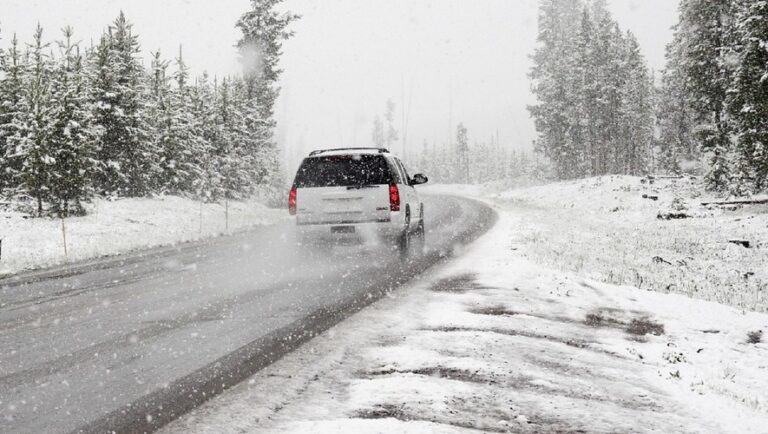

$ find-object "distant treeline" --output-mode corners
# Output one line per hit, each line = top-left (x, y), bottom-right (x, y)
(0, 1), (298, 216)
(413, 123), (547, 186)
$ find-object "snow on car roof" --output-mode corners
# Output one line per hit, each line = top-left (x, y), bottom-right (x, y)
(308, 147), (390, 157)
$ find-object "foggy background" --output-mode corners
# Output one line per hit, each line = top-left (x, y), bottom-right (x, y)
(1, 0), (678, 171)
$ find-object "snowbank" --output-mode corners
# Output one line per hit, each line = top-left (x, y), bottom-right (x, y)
(0, 196), (284, 276)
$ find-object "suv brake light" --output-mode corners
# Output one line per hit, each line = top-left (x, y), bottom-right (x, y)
(288, 186), (297, 215)
(389, 183), (400, 211)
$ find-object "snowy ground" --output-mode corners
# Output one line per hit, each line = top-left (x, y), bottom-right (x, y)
(161, 186), (768, 434)
(431, 176), (768, 313)
(0, 196), (283, 277)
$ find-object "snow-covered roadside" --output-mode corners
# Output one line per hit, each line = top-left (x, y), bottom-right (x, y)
(162, 202), (768, 434)
(428, 176), (768, 313)
(0, 196), (284, 276)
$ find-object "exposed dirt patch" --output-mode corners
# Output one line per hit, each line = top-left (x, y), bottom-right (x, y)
(469, 305), (519, 316)
(353, 405), (511, 433)
(430, 273), (495, 293)
(354, 403), (409, 420)
(422, 326), (625, 359)
(364, 361), (663, 415)
(367, 366), (496, 385)
(626, 318), (665, 336)
(469, 304), (584, 327)
(585, 312), (626, 328)
(585, 309), (664, 337)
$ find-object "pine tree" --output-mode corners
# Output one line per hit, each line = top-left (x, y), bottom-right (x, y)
(384, 99), (398, 149)
(92, 12), (157, 196)
(574, 6), (598, 176)
(528, 0), (584, 179)
(456, 123), (469, 183)
(47, 26), (99, 215)
(170, 47), (205, 194)
(236, 0), (299, 193)
(679, 0), (735, 191)
(727, 0), (768, 191)
(657, 23), (696, 174)
(371, 115), (385, 147)
(188, 73), (221, 201)
(215, 77), (252, 200)
(619, 32), (653, 175)
(146, 50), (175, 192)
(0, 33), (27, 195)
(7, 25), (55, 215)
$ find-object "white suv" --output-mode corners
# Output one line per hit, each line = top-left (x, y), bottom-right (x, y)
(288, 147), (428, 255)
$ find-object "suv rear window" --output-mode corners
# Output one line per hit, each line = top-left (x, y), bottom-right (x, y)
(294, 154), (392, 188)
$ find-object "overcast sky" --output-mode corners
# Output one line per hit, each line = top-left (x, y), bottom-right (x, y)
(1, 0), (679, 168)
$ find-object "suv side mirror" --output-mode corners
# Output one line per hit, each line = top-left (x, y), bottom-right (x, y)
(410, 173), (428, 185)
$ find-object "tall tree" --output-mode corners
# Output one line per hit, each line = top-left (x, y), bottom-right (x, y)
(0, 33), (27, 195)
(456, 123), (469, 183)
(528, 0), (583, 179)
(236, 0), (298, 190)
(92, 12), (157, 196)
(371, 115), (385, 147)
(47, 26), (99, 215)
(6, 25), (55, 215)
(384, 99), (398, 149)
(657, 22), (696, 174)
(727, 0), (768, 191)
(619, 32), (653, 175)
(679, 0), (734, 190)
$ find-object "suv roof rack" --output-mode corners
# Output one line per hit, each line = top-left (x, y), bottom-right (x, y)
(308, 147), (389, 156)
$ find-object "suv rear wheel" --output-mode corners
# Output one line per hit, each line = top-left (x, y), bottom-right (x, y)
(398, 207), (411, 260)
(415, 205), (425, 251)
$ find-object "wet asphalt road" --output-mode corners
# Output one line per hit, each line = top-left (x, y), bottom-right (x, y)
(0, 195), (496, 434)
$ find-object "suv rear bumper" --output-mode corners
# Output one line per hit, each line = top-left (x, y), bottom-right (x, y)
(295, 215), (405, 244)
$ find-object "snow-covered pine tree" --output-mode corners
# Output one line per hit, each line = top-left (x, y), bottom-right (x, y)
(146, 50), (178, 193)
(47, 26), (99, 216)
(0, 33), (27, 195)
(92, 12), (157, 197)
(371, 115), (385, 147)
(456, 123), (469, 184)
(188, 73), (221, 201)
(417, 140), (429, 176)
(679, 0), (735, 191)
(231, 77), (262, 196)
(657, 20), (696, 174)
(234, 75), (277, 194)
(384, 99), (398, 149)
(0, 30), (6, 194)
(170, 47), (205, 194)
(528, 0), (583, 179)
(619, 31), (653, 176)
(214, 77), (252, 200)
(6, 25), (55, 215)
(599, 21), (629, 174)
(236, 0), (298, 194)
(727, 0), (768, 192)
(574, 6), (598, 176)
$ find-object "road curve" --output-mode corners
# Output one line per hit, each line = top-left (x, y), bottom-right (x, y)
(0, 194), (496, 434)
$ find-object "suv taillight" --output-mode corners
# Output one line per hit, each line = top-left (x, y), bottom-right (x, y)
(389, 183), (400, 211)
(288, 186), (297, 215)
